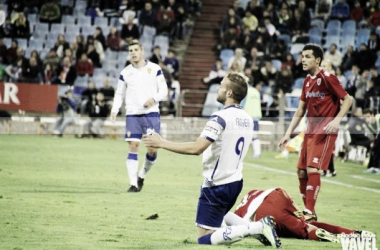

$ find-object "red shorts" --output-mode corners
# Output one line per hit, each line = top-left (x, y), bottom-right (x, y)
(255, 189), (308, 239)
(297, 134), (337, 171)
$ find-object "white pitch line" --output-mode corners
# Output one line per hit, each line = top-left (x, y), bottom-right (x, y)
(351, 175), (380, 184)
(245, 162), (380, 194)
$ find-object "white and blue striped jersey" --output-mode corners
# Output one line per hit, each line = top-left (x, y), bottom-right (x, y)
(200, 105), (254, 187)
(111, 61), (168, 115)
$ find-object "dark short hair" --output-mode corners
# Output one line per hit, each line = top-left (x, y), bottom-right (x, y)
(363, 108), (373, 115)
(226, 72), (248, 102)
(302, 43), (324, 65)
(128, 39), (142, 49)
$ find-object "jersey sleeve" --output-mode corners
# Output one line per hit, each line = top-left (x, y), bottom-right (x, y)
(152, 67), (168, 102)
(200, 115), (226, 142)
(324, 73), (348, 99)
(111, 72), (127, 114)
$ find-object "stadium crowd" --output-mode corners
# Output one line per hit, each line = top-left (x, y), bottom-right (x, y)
(0, 0), (194, 120)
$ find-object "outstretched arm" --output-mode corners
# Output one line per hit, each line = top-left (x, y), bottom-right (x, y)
(143, 132), (212, 155)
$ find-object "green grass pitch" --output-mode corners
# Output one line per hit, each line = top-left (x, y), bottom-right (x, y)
(0, 135), (379, 250)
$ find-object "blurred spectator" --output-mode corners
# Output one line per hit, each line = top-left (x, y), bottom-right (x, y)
(356, 43), (376, 72)
(164, 50), (179, 77)
(76, 53), (94, 77)
(53, 90), (76, 137)
(336, 67), (347, 88)
(43, 49), (60, 73)
(228, 59), (243, 73)
(86, 35), (104, 64)
(1, 17), (14, 38)
(315, 0), (332, 22)
(264, 3), (278, 24)
(324, 43), (342, 68)
(297, 0), (311, 25)
(242, 11), (258, 32)
(43, 63), (55, 84)
(99, 77), (115, 103)
(55, 57), (77, 86)
(0, 5), (5, 28)
(6, 40), (18, 64)
(203, 58), (226, 85)
(39, 0), (61, 24)
(174, 5), (190, 40)
(350, 1), (363, 22)
(270, 39), (287, 60)
(220, 26), (239, 50)
(22, 57), (43, 83)
(54, 34), (70, 58)
(156, 5), (175, 23)
(0, 38), (7, 64)
(277, 8), (291, 34)
(331, 0), (350, 21)
(275, 68), (293, 94)
(149, 46), (163, 64)
(321, 59), (336, 75)
(139, 2), (156, 28)
(368, 2), (380, 27)
(121, 16), (140, 42)
(107, 27), (121, 51)
(13, 12), (30, 38)
(87, 4), (103, 24)
(119, 0), (136, 22)
(5, 59), (23, 82)
(233, 0), (245, 18)
(30, 50), (43, 68)
(239, 26), (255, 52)
(221, 7), (242, 39)
(367, 32), (380, 52)
(293, 52), (307, 78)
(73, 35), (86, 60)
(246, 0), (263, 21)
(346, 65), (360, 96)
(228, 48), (247, 71)
(341, 45), (357, 72)
(363, 108), (380, 174)
(260, 61), (277, 85)
(81, 81), (98, 114)
(355, 70), (370, 108)
(83, 92), (110, 138)
(63, 48), (75, 65)
(12, 48), (28, 67)
(95, 27), (107, 51)
(370, 67), (380, 95)
(347, 107), (372, 152)
(86, 44), (101, 68)
(364, 79), (376, 101)
(282, 53), (295, 71)
(156, 13), (174, 37)
(289, 9), (309, 37)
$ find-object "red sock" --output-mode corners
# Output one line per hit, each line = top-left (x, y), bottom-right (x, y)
(310, 221), (355, 234)
(308, 229), (319, 241)
(305, 172), (321, 213)
(299, 178), (308, 206)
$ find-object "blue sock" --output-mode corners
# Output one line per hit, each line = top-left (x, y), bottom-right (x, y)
(146, 153), (157, 162)
(198, 234), (212, 245)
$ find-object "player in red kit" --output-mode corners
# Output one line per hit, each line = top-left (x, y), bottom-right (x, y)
(234, 188), (375, 242)
(278, 44), (352, 221)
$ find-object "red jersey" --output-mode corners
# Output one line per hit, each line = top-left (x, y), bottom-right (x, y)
(300, 69), (348, 134)
(234, 189), (274, 220)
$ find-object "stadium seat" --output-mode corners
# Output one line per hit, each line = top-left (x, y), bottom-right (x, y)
(278, 34), (291, 46)
(62, 15), (76, 25)
(65, 32), (77, 43)
(238, 0), (250, 9)
(220, 49), (234, 69)
(3, 38), (11, 48)
(65, 24), (81, 35)
(74, 76), (89, 88)
(355, 29), (371, 48)
(81, 25), (96, 38)
(45, 39), (56, 50)
(344, 70), (352, 79)
(77, 15), (92, 27)
(308, 27), (322, 37)
(28, 39), (44, 50)
(311, 19), (324, 30)
(17, 39), (28, 50)
(46, 33), (59, 42)
(326, 28), (341, 36)
(61, 0), (75, 7)
(118, 51), (129, 61)
(293, 77), (304, 89)
(105, 50), (118, 60)
(51, 23), (65, 35)
(75, 0), (87, 9)
(24, 47), (34, 58)
(309, 35), (322, 45)
(324, 36), (340, 49)
(39, 48), (50, 59)
(94, 17), (108, 28)
(35, 23), (49, 32)
(271, 59), (282, 71)
(285, 93), (300, 108)
(209, 83), (220, 93)
(342, 20), (356, 36)
(202, 84), (222, 117)
(290, 43), (304, 55)
(142, 26), (157, 39)
(27, 13), (37, 23)
(326, 20), (341, 31)
(340, 35), (355, 50)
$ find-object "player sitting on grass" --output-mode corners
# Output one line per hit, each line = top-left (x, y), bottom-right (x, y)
(234, 187), (376, 243)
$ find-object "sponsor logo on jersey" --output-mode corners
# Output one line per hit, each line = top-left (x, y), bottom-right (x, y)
(313, 157), (319, 163)
(306, 91), (325, 99)
(147, 68), (152, 74)
(317, 78), (321, 86)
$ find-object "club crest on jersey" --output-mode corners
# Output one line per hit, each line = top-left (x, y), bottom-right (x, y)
(147, 68), (152, 74)
(317, 78), (321, 86)
(127, 131), (131, 137)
